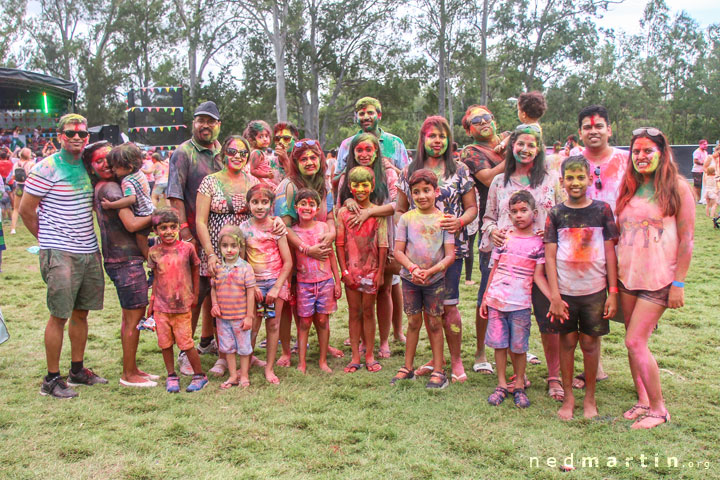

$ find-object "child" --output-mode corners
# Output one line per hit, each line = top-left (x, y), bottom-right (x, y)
(0, 175), (5, 272)
(480, 190), (556, 408)
(704, 164), (718, 218)
(210, 225), (257, 389)
(291, 188), (342, 373)
(240, 184), (293, 384)
(101, 143), (154, 257)
(496, 91), (547, 153)
(244, 120), (275, 186)
(391, 169), (455, 389)
(544, 156), (619, 419)
(147, 207), (208, 393)
(336, 166), (388, 373)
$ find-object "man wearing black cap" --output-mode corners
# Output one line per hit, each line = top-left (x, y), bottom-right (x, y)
(166, 101), (223, 374)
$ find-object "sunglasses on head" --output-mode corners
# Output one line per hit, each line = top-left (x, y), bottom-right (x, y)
(294, 140), (318, 148)
(226, 147), (249, 157)
(594, 165), (602, 190)
(63, 130), (89, 139)
(470, 114), (493, 124)
(632, 127), (662, 137)
(516, 123), (542, 134)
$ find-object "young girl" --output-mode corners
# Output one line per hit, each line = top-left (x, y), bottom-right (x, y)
(291, 188), (342, 374)
(210, 225), (257, 388)
(240, 184), (293, 384)
(336, 166), (388, 373)
(244, 120), (275, 186)
(703, 164), (718, 218)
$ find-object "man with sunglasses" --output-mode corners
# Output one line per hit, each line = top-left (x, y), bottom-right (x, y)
(20, 113), (107, 398)
(166, 101), (224, 371)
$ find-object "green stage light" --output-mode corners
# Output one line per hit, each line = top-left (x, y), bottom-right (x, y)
(43, 92), (49, 113)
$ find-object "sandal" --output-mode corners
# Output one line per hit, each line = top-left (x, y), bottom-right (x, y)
(366, 361), (382, 373)
(623, 404), (650, 420)
(573, 372), (610, 389)
(426, 371), (449, 390)
(451, 372), (467, 383)
(513, 388), (531, 408)
(378, 347), (391, 359)
(546, 377), (564, 401)
(526, 352), (541, 365)
(472, 361), (494, 374)
(632, 411), (670, 429)
(487, 386), (509, 406)
(390, 366), (415, 385)
(219, 380), (238, 390)
(507, 374), (531, 392)
(343, 362), (364, 374)
(414, 362), (434, 377)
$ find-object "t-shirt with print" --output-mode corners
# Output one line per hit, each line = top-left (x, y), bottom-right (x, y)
(148, 240), (200, 313)
(582, 147), (628, 212)
(23, 149), (98, 253)
(239, 218), (286, 281)
(291, 221), (334, 283)
(396, 209), (454, 285)
(211, 259), (257, 321)
(121, 170), (154, 216)
(94, 181), (144, 264)
(485, 234), (544, 312)
(544, 200), (619, 296)
(460, 143), (504, 220)
(397, 161), (474, 258)
(336, 206), (388, 289)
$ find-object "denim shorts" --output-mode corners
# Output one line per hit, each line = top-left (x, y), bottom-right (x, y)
(105, 260), (148, 310)
(485, 307), (531, 354)
(217, 318), (252, 355)
(401, 278), (445, 317)
(296, 278), (337, 318)
(256, 278), (290, 303)
(443, 257), (463, 306)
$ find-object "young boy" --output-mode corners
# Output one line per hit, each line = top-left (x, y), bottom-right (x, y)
(544, 155), (619, 419)
(147, 207), (208, 393)
(336, 166), (388, 373)
(291, 188), (342, 374)
(101, 143), (154, 257)
(496, 91), (547, 153)
(480, 190), (556, 408)
(392, 169), (455, 389)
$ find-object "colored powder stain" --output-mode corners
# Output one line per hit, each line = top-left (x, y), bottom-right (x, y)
(55, 150), (92, 193)
(450, 324), (460, 333)
(567, 228), (595, 267)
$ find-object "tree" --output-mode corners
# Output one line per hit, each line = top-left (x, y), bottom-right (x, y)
(0, 0), (28, 66)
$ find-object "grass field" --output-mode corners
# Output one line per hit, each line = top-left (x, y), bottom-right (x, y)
(0, 207), (718, 480)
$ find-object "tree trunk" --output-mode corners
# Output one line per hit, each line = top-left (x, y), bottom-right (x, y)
(272, 2), (287, 122)
(480, 0), (489, 105)
(188, 45), (197, 107)
(438, 0), (446, 116)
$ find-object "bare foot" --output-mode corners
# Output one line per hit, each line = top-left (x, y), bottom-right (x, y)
(251, 355), (267, 367)
(394, 334), (407, 344)
(378, 343), (391, 358)
(319, 363), (333, 373)
(297, 363), (307, 374)
(583, 397), (599, 419)
(265, 369), (280, 384)
(557, 397), (575, 420)
(276, 354), (291, 367)
(328, 346), (345, 358)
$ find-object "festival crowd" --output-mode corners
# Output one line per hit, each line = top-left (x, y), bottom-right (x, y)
(1, 92), (698, 430)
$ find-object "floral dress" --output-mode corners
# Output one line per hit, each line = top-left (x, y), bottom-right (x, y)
(197, 172), (258, 276)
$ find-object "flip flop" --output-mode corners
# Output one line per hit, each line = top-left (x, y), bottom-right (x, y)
(343, 338), (352, 346)
(240, 379), (250, 388)
(344, 363), (364, 373)
(472, 361), (494, 374)
(526, 352), (541, 365)
(219, 380), (239, 390)
(366, 361), (382, 373)
(573, 372), (610, 389)
(451, 372), (467, 383)
(378, 348), (391, 359)
(414, 363), (434, 377)
(546, 377), (564, 401)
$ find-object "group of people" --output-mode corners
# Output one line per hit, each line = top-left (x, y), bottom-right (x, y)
(10, 92), (695, 431)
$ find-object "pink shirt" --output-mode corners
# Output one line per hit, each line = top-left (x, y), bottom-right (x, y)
(486, 233), (545, 312)
(240, 218), (286, 280)
(336, 206), (388, 291)
(292, 221), (334, 283)
(582, 147), (628, 212)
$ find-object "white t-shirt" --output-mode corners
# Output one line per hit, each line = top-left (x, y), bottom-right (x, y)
(692, 148), (708, 173)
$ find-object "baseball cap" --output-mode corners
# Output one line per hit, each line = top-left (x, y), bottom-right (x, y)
(194, 101), (220, 121)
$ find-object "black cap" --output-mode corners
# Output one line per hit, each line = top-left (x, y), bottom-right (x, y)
(194, 101), (220, 121)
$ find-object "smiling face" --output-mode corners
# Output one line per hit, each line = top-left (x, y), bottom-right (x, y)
(513, 133), (538, 165)
(111, 164), (133, 179)
(90, 147), (113, 181)
(467, 107), (495, 141)
(219, 234), (241, 263)
(350, 179), (373, 203)
(579, 114), (611, 151)
(249, 193), (272, 219)
(631, 137), (661, 175)
(225, 139), (250, 172)
(255, 130), (271, 149)
(356, 105), (380, 132)
(508, 201), (535, 230)
(424, 126), (448, 158)
(193, 115), (221, 144)
(274, 129), (295, 152)
(155, 221), (179, 245)
(60, 122), (89, 156)
(353, 140), (377, 166)
(296, 197), (318, 221)
(298, 150), (320, 176)
(562, 166), (591, 201)
(410, 180), (438, 211)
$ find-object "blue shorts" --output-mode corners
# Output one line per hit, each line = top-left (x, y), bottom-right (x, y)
(485, 307), (531, 354)
(296, 278), (337, 318)
(443, 257), (463, 306)
(104, 260), (148, 310)
(401, 278), (445, 317)
(255, 278), (290, 303)
(217, 318), (252, 355)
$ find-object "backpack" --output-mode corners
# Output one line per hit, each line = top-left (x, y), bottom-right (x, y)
(14, 165), (27, 183)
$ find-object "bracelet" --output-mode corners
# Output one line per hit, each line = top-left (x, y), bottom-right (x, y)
(608, 286), (619, 293)
(459, 218), (465, 228)
(409, 264), (418, 273)
(672, 280), (685, 288)
(207, 252), (217, 259)
(180, 223), (189, 230)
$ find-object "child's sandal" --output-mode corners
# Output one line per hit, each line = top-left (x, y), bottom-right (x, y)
(513, 388), (531, 408)
(426, 371), (449, 390)
(390, 366), (415, 385)
(488, 386), (509, 406)
(219, 380), (238, 390)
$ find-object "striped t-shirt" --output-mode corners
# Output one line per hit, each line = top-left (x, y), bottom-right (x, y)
(121, 170), (154, 216)
(211, 259), (257, 321)
(24, 150), (98, 253)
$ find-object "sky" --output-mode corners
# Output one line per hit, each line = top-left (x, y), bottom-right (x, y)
(596, 0), (719, 31)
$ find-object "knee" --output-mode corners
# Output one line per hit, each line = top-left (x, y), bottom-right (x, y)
(624, 335), (645, 354)
(266, 318), (279, 332)
(579, 337), (599, 355)
(407, 316), (422, 331)
(426, 317), (442, 334)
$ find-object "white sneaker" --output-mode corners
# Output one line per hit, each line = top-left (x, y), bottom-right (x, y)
(10, 229), (16, 234)
(209, 358), (228, 377)
(178, 351), (194, 376)
(197, 338), (218, 355)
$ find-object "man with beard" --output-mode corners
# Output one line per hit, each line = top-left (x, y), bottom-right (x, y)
(166, 101), (224, 374)
(459, 105), (509, 376)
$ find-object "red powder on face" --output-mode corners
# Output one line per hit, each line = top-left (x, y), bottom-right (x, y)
(590, 115), (596, 127)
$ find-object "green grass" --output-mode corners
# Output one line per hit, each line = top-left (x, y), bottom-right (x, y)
(1, 207), (718, 479)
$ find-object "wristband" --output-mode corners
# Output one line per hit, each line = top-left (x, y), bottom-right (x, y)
(459, 218), (465, 228)
(207, 252), (217, 259)
(672, 280), (684, 288)
(180, 223), (189, 230)
(409, 264), (418, 273)
(608, 286), (619, 293)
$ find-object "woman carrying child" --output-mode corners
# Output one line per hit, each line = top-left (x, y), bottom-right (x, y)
(397, 116), (477, 383)
(244, 120), (276, 187)
(482, 124), (564, 400)
(615, 127), (694, 429)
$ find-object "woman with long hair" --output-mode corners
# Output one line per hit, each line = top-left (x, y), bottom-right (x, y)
(615, 127), (694, 429)
(481, 124), (564, 399)
(397, 116), (478, 385)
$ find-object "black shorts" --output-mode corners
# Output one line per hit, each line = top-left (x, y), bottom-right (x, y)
(532, 283), (557, 334)
(558, 290), (609, 337)
(693, 172), (703, 188)
(105, 260), (148, 310)
(619, 281), (670, 308)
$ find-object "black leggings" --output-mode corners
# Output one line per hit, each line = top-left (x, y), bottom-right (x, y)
(464, 232), (477, 281)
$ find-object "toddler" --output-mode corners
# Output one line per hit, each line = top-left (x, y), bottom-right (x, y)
(496, 91), (547, 154)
